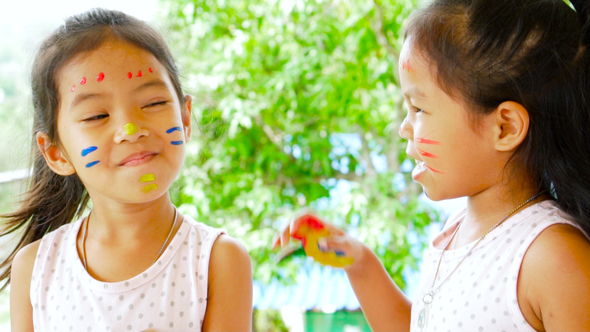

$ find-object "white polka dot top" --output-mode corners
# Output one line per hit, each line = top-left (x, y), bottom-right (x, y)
(30, 215), (224, 332)
(410, 200), (587, 332)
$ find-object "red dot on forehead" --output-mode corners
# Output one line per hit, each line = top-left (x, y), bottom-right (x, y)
(71, 85), (76, 92)
(149, 67), (153, 73)
(97, 72), (105, 82)
(80, 77), (87, 85)
(127, 72), (133, 79)
(136, 70), (142, 77)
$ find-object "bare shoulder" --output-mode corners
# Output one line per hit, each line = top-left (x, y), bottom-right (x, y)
(12, 239), (42, 281)
(520, 223), (590, 331)
(11, 239), (42, 331)
(209, 234), (251, 271)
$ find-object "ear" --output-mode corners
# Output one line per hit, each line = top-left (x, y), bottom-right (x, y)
(36, 132), (76, 176)
(492, 101), (530, 152)
(182, 95), (193, 142)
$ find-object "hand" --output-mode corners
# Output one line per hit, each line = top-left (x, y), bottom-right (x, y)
(273, 213), (368, 271)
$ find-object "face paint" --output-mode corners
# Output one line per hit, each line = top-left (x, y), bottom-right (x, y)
(136, 70), (142, 77)
(80, 77), (87, 85)
(142, 183), (158, 194)
(71, 85), (76, 92)
(426, 165), (443, 174)
(86, 161), (100, 168)
(171, 141), (183, 145)
(416, 138), (440, 145)
(123, 123), (139, 135)
(148, 67), (153, 73)
(140, 173), (156, 182)
(166, 127), (182, 134)
(97, 72), (105, 82)
(417, 148), (437, 158)
(401, 59), (413, 73)
(81, 146), (98, 157)
(127, 72), (133, 79)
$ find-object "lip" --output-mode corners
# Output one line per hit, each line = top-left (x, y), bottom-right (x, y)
(118, 151), (158, 166)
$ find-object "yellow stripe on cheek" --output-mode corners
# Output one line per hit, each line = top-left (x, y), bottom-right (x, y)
(142, 183), (158, 194)
(124, 123), (139, 135)
(140, 173), (156, 182)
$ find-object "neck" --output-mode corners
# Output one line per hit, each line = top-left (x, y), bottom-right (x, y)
(451, 182), (543, 248)
(84, 193), (176, 245)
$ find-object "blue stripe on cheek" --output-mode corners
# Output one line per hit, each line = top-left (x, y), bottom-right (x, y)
(166, 127), (182, 134)
(171, 141), (184, 145)
(85, 161), (100, 168)
(81, 146), (98, 157)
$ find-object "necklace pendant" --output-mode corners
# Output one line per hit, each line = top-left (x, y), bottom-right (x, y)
(418, 291), (433, 330)
(418, 302), (429, 330)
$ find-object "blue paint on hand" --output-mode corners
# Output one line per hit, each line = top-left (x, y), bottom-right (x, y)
(166, 127), (182, 134)
(171, 141), (184, 145)
(86, 161), (100, 168)
(81, 146), (98, 157)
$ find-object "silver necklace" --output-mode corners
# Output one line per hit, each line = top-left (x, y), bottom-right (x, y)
(417, 193), (541, 330)
(81, 206), (178, 271)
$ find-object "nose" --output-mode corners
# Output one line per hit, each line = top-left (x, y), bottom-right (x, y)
(114, 122), (150, 144)
(398, 116), (412, 140)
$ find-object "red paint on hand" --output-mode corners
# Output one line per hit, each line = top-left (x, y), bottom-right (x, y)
(97, 72), (105, 82)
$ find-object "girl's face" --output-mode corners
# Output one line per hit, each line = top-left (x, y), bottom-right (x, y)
(52, 39), (191, 204)
(398, 39), (501, 201)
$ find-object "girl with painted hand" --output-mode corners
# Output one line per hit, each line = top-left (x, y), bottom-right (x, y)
(3, 9), (252, 331)
(275, 0), (590, 330)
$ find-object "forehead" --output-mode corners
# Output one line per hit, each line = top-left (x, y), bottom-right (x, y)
(58, 39), (162, 86)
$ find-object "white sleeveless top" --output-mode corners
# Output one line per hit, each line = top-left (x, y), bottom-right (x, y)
(30, 215), (224, 332)
(410, 200), (587, 332)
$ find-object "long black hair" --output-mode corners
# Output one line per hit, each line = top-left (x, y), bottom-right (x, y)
(0, 8), (185, 290)
(405, 0), (590, 236)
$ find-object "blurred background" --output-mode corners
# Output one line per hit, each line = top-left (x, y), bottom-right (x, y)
(0, 0), (465, 330)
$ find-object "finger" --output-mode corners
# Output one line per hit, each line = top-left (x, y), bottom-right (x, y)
(280, 226), (291, 248)
(291, 213), (346, 237)
(272, 234), (281, 250)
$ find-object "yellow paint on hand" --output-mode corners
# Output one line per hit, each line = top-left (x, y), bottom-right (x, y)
(124, 123), (139, 135)
(140, 173), (156, 182)
(142, 183), (158, 194)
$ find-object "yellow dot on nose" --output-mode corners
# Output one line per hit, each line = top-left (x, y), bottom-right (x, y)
(123, 123), (139, 135)
(140, 173), (156, 182)
(142, 183), (158, 194)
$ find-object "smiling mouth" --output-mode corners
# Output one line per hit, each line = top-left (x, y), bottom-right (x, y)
(119, 152), (158, 166)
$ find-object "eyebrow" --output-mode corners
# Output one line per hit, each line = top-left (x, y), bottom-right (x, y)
(403, 87), (427, 99)
(132, 79), (169, 93)
(70, 93), (106, 109)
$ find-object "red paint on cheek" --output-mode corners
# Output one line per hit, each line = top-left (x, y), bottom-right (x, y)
(416, 138), (440, 145)
(148, 67), (153, 73)
(80, 77), (87, 85)
(426, 165), (444, 174)
(136, 70), (142, 77)
(71, 85), (76, 92)
(97, 72), (105, 82)
(417, 148), (437, 158)
(127, 72), (133, 79)
(401, 59), (413, 73)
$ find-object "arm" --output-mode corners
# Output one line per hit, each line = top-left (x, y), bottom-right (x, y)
(10, 240), (41, 332)
(202, 234), (253, 332)
(519, 224), (590, 331)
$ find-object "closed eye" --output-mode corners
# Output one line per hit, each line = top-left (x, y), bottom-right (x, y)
(83, 114), (108, 122)
(144, 100), (169, 108)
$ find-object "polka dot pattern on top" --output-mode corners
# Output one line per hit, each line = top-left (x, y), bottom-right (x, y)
(409, 201), (587, 332)
(30, 215), (224, 331)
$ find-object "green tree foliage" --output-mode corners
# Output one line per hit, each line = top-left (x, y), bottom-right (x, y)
(162, 0), (437, 289)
